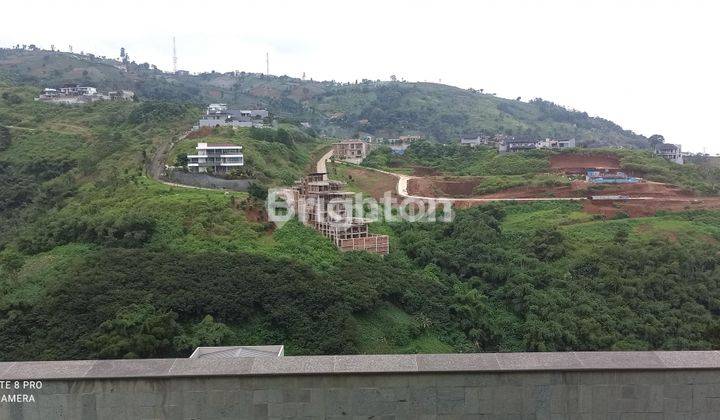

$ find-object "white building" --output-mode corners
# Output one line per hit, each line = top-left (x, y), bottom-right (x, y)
(537, 138), (576, 149)
(187, 142), (244, 173)
(207, 103), (228, 114)
(59, 86), (97, 96)
(498, 137), (576, 153)
(460, 135), (494, 147)
(497, 137), (539, 153)
(655, 143), (684, 164)
(196, 104), (268, 129)
(36, 86), (133, 104)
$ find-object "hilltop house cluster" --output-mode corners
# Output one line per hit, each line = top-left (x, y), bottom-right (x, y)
(460, 134), (576, 153)
(461, 134), (686, 165)
(193, 104), (269, 130)
(36, 85), (134, 104)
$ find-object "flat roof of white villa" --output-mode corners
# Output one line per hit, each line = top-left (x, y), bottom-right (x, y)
(2, 351), (720, 380)
(201, 143), (241, 148)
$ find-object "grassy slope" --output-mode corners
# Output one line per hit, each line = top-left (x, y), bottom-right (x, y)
(3, 58), (720, 358)
(0, 81), (437, 357)
(363, 144), (720, 195)
(171, 128), (329, 186)
(1, 48), (648, 147)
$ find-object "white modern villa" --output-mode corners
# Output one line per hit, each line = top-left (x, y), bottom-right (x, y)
(186, 142), (244, 173)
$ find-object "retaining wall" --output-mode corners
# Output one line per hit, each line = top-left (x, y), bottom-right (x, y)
(164, 171), (253, 191)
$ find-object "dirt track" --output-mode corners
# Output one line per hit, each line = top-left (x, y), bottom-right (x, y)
(317, 152), (720, 218)
(407, 178), (693, 199)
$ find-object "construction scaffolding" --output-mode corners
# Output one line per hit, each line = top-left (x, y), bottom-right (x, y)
(293, 173), (389, 255)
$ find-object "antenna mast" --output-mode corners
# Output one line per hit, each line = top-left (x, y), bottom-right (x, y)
(266, 52), (269, 76)
(172, 37), (178, 73)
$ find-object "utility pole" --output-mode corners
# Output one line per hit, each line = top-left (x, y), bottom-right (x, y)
(172, 37), (178, 73)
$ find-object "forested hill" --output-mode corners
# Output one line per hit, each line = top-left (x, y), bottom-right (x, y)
(0, 48), (647, 148)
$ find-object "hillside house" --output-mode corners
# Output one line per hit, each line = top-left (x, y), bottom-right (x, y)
(538, 138), (576, 149)
(398, 135), (423, 143)
(387, 135), (421, 155)
(36, 85), (134, 104)
(655, 143), (684, 164)
(60, 86), (97, 96)
(460, 135), (493, 147)
(333, 140), (368, 162)
(497, 136), (576, 153)
(497, 137), (538, 153)
(108, 90), (135, 101)
(187, 142), (244, 173)
(196, 104), (268, 129)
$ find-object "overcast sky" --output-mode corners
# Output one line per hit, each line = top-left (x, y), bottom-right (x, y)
(3, 0), (718, 153)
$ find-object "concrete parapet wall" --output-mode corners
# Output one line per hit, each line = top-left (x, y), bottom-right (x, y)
(2, 351), (720, 419)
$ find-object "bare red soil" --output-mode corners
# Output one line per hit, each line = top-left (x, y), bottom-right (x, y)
(550, 153), (620, 172)
(406, 174), (719, 218)
(185, 126), (214, 139)
(408, 177), (479, 197)
(411, 166), (441, 176)
(408, 176), (693, 200)
(583, 198), (720, 218)
(341, 166), (399, 201)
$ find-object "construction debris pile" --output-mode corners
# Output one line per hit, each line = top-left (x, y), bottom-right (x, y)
(292, 172), (389, 255)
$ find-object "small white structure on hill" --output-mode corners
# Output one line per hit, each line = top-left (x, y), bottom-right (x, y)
(187, 142), (244, 173)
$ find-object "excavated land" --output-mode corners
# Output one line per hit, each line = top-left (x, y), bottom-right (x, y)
(549, 153), (621, 172)
(583, 197), (720, 218)
(407, 177), (693, 199)
(447, 195), (720, 217)
(407, 177), (480, 197)
(407, 175), (720, 218)
(337, 166), (399, 201)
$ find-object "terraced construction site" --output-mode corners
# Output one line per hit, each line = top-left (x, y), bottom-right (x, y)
(326, 152), (720, 218)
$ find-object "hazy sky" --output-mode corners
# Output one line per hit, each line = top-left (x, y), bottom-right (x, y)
(3, 0), (719, 153)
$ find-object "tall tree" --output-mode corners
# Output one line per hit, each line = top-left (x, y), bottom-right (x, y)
(648, 134), (665, 149)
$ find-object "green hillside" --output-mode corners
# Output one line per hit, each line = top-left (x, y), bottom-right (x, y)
(2, 58), (720, 362)
(1, 48), (648, 147)
(170, 126), (325, 186)
(363, 142), (720, 195)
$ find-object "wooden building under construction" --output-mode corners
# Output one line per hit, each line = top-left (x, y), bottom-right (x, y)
(293, 172), (389, 255)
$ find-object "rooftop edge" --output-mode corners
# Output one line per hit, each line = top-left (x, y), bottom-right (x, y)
(1, 351), (719, 380)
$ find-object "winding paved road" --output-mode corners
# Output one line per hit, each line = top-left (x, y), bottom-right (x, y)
(316, 148), (334, 174)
